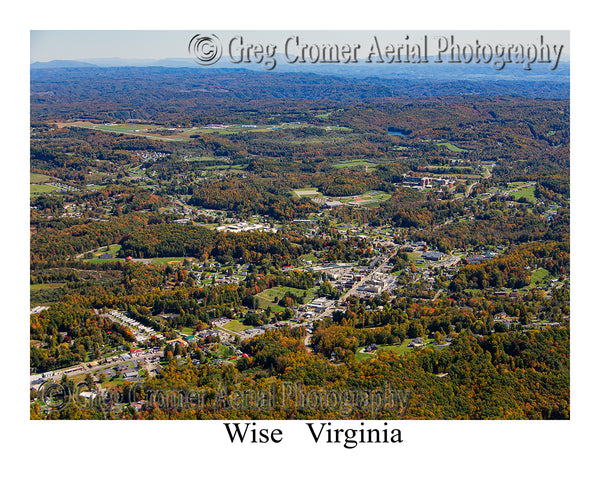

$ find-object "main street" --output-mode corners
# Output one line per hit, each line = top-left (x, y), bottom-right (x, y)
(313, 245), (400, 322)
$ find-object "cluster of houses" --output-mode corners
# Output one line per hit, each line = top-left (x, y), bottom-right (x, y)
(134, 150), (168, 162)
(105, 311), (164, 342)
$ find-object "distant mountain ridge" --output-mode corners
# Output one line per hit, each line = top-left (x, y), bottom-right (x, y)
(30, 56), (569, 82)
(30, 59), (98, 69)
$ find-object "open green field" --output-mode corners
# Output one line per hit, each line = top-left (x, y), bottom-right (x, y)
(30, 282), (67, 291)
(223, 319), (250, 332)
(179, 327), (196, 336)
(204, 343), (236, 359)
(91, 123), (156, 132)
(186, 156), (218, 162)
(530, 268), (550, 285)
(255, 286), (318, 311)
(30, 184), (58, 194)
(438, 142), (468, 153)
(333, 159), (378, 168)
(150, 257), (187, 266)
(203, 164), (246, 170)
(315, 109), (344, 119)
(511, 184), (536, 203)
(406, 251), (422, 260)
(299, 253), (319, 262)
(80, 244), (123, 262)
(98, 244), (122, 255)
(101, 377), (129, 389)
(30, 173), (52, 183)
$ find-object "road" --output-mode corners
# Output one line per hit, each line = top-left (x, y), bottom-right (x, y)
(464, 164), (494, 197)
(31, 349), (162, 384)
(308, 245), (400, 325)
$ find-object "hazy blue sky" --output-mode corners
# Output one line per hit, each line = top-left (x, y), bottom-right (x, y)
(31, 30), (569, 62)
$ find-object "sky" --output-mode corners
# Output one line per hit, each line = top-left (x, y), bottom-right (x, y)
(31, 30), (569, 62)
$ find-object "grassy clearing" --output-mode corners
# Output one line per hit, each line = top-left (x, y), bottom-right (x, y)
(30, 282), (67, 291)
(30, 184), (58, 194)
(223, 319), (249, 332)
(332, 159), (378, 168)
(97, 244), (122, 256)
(30, 173), (52, 183)
(179, 327), (196, 336)
(255, 286), (318, 311)
(315, 109), (344, 119)
(186, 156), (217, 162)
(438, 142), (468, 153)
(150, 257), (187, 265)
(203, 164), (246, 170)
(80, 244), (123, 263)
(405, 251), (422, 261)
(511, 184), (536, 203)
(531, 268), (550, 285)
(101, 378), (129, 389)
(93, 123), (156, 132)
(86, 184), (107, 191)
